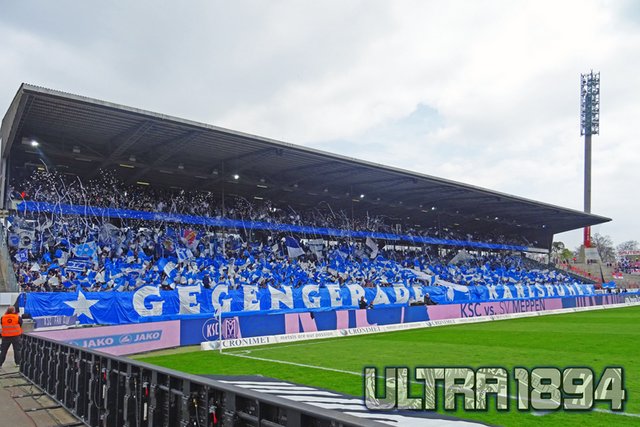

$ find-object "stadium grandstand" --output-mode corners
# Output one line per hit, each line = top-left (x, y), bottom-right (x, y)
(0, 83), (614, 311)
(4, 85), (640, 427)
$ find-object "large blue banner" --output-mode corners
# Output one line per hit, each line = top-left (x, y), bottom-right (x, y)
(24, 282), (596, 325)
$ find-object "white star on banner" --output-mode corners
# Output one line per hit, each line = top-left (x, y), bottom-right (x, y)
(64, 292), (99, 320)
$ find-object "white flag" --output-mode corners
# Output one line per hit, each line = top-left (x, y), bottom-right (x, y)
(365, 237), (379, 259)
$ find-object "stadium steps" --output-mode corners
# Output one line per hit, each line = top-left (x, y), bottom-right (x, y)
(600, 264), (615, 281)
(552, 261), (599, 284)
(571, 262), (640, 289)
(523, 257), (597, 284)
(579, 262), (606, 283)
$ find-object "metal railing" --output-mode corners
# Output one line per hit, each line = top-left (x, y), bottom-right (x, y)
(20, 333), (382, 427)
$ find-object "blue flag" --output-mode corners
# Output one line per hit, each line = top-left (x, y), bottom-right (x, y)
(285, 237), (304, 258)
(14, 249), (28, 263)
(73, 242), (97, 259)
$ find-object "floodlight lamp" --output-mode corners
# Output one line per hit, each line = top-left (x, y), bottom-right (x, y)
(580, 71), (600, 136)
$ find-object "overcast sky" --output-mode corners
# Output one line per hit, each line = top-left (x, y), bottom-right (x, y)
(1, 0), (638, 249)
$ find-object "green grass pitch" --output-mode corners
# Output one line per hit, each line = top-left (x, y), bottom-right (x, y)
(136, 305), (640, 426)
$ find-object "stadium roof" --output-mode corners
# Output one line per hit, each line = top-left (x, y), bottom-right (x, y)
(1, 84), (610, 248)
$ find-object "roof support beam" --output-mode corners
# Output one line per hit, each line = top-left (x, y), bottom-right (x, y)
(277, 160), (337, 176)
(294, 166), (365, 188)
(191, 148), (281, 190)
(341, 175), (413, 189)
(379, 187), (470, 206)
(225, 147), (282, 176)
(127, 130), (201, 183)
(361, 177), (416, 192)
(90, 121), (154, 174)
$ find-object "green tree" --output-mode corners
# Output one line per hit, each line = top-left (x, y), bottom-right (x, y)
(551, 241), (565, 261)
(591, 233), (615, 262)
(617, 240), (639, 254)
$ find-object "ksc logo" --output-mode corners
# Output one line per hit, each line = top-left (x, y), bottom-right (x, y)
(8, 234), (20, 247)
(202, 318), (220, 341)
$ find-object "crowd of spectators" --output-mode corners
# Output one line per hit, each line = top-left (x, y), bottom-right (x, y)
(4, 169), (582, 295)
(9, 169), (529, 246)
(617, 257), (640, 275)
(6, 216), (580, 294)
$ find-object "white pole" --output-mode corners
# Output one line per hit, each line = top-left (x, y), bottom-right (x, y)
(218, 309), (223, 354)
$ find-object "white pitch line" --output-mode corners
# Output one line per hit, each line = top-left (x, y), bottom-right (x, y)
(226, 351), (362, 376)
(592, 408), (640, 418)
(224, 351), (640, 418)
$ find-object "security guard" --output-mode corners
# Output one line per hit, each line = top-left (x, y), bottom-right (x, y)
(0, 306), (22, 368)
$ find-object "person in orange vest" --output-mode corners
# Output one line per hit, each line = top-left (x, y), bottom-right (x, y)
(0, 306), (23, 368)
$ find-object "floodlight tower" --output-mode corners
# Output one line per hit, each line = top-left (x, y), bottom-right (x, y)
(580, 71), (600, 247)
